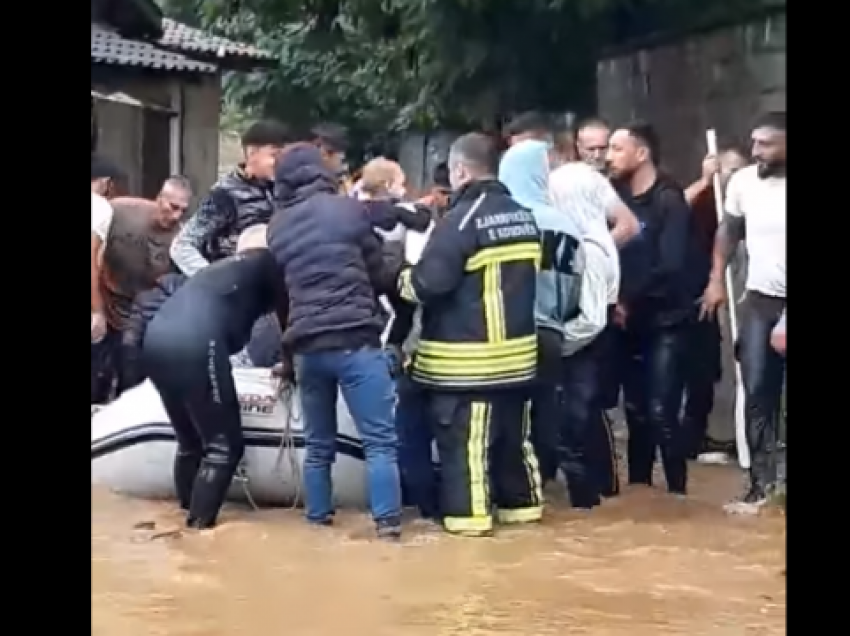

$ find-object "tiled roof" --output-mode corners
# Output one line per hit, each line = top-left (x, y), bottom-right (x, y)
(159, 18), (275, 62)
(91, 23), (217, 73)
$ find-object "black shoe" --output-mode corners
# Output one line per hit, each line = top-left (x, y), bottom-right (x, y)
(723, 484), (767, 515)
(376, 517), (402, 541)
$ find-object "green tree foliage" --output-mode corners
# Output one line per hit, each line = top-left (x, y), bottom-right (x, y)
(160, 0), (773, 136)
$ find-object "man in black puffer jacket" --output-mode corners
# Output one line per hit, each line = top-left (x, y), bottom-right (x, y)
(267, 144), (403, 540)
(170, 120), (293, 276)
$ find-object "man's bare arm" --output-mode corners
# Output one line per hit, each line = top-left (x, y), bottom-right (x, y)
(708, 214), (745, 281)
(91, 234), (105, 314)
(684, 177), (710, 206)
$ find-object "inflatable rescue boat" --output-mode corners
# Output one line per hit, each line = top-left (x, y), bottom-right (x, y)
(90, 368), (368, 507)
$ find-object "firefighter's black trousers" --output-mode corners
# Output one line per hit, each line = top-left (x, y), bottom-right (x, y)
(426, 389), (542, 534)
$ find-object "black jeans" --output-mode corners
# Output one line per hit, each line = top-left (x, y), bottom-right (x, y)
(622, 321), (689, 494)
(560, 336), (619, 508)
(91, 327), (120, 404)
(683, 318), (722, 456)
(738, 292), (786, 492)
(529, 329), (563, 484)
(143, 313), (245, 529)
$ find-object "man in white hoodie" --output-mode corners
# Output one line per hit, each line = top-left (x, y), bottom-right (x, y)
(549, 157), (626, 501)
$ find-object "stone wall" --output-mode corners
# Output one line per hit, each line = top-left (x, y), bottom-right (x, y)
(597, 10), (786, 181)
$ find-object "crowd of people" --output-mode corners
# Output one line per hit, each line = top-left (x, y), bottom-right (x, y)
(91, 111), (786, 540)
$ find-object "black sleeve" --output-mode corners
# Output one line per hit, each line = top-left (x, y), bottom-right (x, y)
(363, 200), (399, 232)
(644, 188), (691, 299)
(361, 231), (404, 295)
(394, 203), (433, 232)
(386, 296), (416, 347)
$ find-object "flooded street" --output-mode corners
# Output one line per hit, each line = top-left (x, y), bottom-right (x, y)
(92, 464), (785, 636)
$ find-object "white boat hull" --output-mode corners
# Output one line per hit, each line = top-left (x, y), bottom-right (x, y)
(91, 368), (368, 507)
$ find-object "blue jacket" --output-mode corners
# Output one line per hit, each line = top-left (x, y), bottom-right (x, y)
(268, 145), (399, 353)
(499, 140), (584, 336)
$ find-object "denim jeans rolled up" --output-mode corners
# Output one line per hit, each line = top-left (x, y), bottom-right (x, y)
(295, 347), (402, 523)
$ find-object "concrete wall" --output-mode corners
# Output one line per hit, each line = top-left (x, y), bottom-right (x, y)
(93, 74), (222, 204)
(181, 76), (221, 200)
(397, 131), (461, 193)
(96, 97), (145, 194)
(597, 10), (786, 182)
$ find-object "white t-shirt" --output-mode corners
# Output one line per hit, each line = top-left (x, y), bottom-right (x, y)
(724, 165), (786, 297)
(549, 162), (620, 302)
(91, 192), (113, 242)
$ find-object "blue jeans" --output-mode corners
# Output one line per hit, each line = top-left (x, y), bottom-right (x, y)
(295, 347), (401, 524)
(395, 375), (439, 518)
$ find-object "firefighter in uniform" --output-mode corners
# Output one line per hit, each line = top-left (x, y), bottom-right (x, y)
(397, 133), (543, 537)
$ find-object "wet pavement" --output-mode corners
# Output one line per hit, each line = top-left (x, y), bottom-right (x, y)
(92, 463), (785, 636)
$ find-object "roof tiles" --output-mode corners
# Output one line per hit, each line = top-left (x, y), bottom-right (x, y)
(91, 24), (218, 73)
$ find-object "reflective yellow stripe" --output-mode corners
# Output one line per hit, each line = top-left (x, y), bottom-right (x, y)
(415, 352), (536, 377)
(397, 267), (418, 303)
(413, 337), (537, 387)
(443, 515), (493, 534)
(418, 335), (536, 355)
(497, 506), (543, 525)
(521, 400), (543, 507)
(483, 263), (505, 342)
(469, 401), (490, 519)
(465, 243), (541, 272)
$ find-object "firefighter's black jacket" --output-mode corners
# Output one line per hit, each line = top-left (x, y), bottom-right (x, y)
(398, 179), (540, 391)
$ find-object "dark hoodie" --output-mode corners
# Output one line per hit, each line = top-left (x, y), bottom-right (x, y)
(268, 145), (402, 353)
(617, 176), (709, 327)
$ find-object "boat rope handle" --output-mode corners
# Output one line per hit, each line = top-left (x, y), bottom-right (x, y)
(274, 378), (304, 509)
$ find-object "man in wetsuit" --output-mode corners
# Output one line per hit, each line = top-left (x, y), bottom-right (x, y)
(398, 133), (542, 537)
(142, 225), (286, 529)
(120, 270), (187, 389)
(267, 144), (404, 540)
(170, 120), (292, 276)
(607, 122), (708, 496)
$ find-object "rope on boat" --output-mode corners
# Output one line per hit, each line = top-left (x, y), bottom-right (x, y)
(235, 376), (302, 512)
(274, 379), (303, 509)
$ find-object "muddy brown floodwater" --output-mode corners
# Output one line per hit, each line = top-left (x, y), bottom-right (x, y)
(92, 463), (785, 636)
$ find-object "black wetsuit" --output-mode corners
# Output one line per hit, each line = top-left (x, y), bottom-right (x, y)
(142, 249), (284, 528)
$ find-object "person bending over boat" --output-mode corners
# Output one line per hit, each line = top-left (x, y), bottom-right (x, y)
(142, 225), (287, 530)
(119, 271), (188, 390)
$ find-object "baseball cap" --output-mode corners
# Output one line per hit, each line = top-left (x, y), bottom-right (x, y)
(91, 154), (124, 181)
